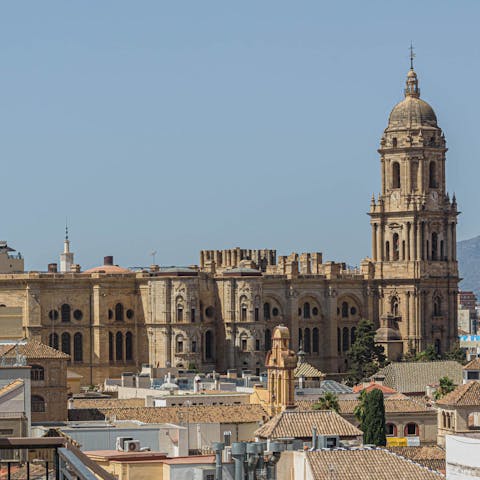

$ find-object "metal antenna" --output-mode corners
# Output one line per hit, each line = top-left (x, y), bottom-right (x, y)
(150, 250), (157, 265)
(409, 42), (415, 69)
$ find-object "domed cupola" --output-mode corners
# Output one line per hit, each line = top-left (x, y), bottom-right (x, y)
(387, 68), (438, 130)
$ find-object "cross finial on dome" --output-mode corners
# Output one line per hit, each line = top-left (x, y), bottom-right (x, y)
(409, 42), (415, 70)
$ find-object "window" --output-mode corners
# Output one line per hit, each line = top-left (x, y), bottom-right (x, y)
(272, 307), (279, 317)
(435, 338), (441, 356)
(73, 332), (83, 362)
(177, 305), (184, 322)
(342, 327), (349, 352)
(303, 302), (311, 319)
(254, 308), (259, 322)
(350, 306), (357, 316)
(298, 328), (303, 349)
(176, 336), (184, 353)
(31, 395), (45, 413)
(73, 309), (83, 321)
(405, 423), (419, 436)
(108, 332), (114, 362)
(115, 303), (124, 322)
(312, 307), (319, 316)
(61, 332), (71, 355)
(126, 332), (133, 361)
(191, 340), (197, 353)
(108, 309), (113, 320)
(392, 162), (401, 188)
(31, 365), (44, 381)
(386, 423), (397, 437)
(49, 310), (58, 321)
(393, 233), (400, 261)
(337, 328), (341, 353)
(255, 339), (260, 351)
(241, 305), (247, 322)
(49, 333), (59, 350)
(116, 332), (123, 361)
(467, 371), (480, 380)
(429, 161), (437, 188)
(205, 331), (213, 360)
(241, 337), (247, 352)
(391, 297), (399, 317)
(392, 137), (397, 148)
(264, 303), (271, 320)
(385, 241), (390, 261)
(351, 327), (357, 345)
(432, 232), (438, 260)
(312, 328), (319, 354)
(304, 328), (311, 353)
(341, 302), (349, 318)
(191, 308), (196, 323)
(126, 309), (134, 319)
(61, 304), (71, 323)
(265, 329), (272, 351)
(205, 306), (214, 318)
(433, 297), (442, 316)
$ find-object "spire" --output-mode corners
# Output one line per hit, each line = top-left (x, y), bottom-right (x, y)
(404, 44), (420, 98)
(60, 221), (74, 272)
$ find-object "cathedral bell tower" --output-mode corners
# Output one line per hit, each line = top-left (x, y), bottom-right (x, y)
(369, 60), (459, 356)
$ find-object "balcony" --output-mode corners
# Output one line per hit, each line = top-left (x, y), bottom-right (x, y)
(0, 437), (115, 480)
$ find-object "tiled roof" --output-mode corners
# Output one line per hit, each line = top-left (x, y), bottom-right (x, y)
(296, 395), (433, 414)
(306, 449), (444, 479)
(1, 341), (70, 360)
(352, 382), (397, 394)
(463, 358), (480, 370)
(0, 379), (24, 398)
(386, 446), (445, 473)
(69, 404), (268, 425)
(255, 410), (362, 439)
(294, 362), (325, 379)
(436, 381), (480, 406)
(69, 398), (145, 409)
(375, 361), (463, 393)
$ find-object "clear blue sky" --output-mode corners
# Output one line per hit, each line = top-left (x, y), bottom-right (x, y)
(1, 1), (478, 270)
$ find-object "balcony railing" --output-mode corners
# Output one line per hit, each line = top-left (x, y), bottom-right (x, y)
(0, 437), (115, 480)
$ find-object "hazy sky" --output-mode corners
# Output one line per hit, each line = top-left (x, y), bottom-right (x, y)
(1, 1), (478, 270)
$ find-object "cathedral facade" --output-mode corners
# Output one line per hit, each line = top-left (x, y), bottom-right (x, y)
(0, 65), (459, 385)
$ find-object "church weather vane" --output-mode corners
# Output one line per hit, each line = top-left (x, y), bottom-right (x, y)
(409, 43), (415, 69)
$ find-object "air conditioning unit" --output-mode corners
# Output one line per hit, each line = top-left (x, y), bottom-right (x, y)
(317, 435), (340, 449)
(115, 437), (133, 452)
(124, 440), (141, 452)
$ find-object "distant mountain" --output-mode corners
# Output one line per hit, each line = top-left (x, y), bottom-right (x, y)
(458, 235), (480, 298)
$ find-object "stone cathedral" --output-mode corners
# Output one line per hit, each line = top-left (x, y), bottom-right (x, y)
(0, 64), (459, 385)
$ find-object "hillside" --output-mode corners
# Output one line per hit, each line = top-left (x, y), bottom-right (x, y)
(458, 235), (480, 298)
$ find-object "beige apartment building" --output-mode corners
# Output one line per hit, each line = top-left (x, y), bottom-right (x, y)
(0, 64), (459, 385)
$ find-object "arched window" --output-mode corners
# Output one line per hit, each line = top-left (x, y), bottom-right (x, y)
(126, 332), (133, 361)
(404, 423), (419, 436)
(241, 304), (247, 321)
(434, 296), (442, 316)
(254, 308), (259, 321)
(115, 303), (124, 322)
(73, 332), (83, 362)
(176, 305), (183, 322)
(342, 327), (349, 352)
(393, 233), (400, 261)
(391, 297), (399, 317)
(298, 328), (303, 349)
(304, 328), (311, 353)
(435, 338), (441, 355)
(337, 328), (341, 353)
(446, 412), (451, 429)
(263, 303), (271, 320)
(205, 330), (213, 360)
(429, 161), (437, 188)
(392, 137), (397, 148)
(350, 327), (357, 346)
(49, 333), (59, 350)
(240, 334), (248, 352)
(385, 241), (390, 261)
(191, 308), (196, 323)
(108, 332), (114, 362)
(176, 335), (184, 353)
(61, 332), (71, 355)
(432, 232), (438, 260)
(61, 304), (71, 323)
(303, 302), (311, 319)
(116, 332), (123, 361)
(265, 329), (272, 351)
(312, 328), (319, 354)
(386, 423), (397, 437)
(31, 395), (45, 413)
(392, 162), (401, 189)
(341, 302), (349, 318)
(31, 365), (44, 381)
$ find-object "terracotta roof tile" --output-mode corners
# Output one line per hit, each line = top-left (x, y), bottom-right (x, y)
(0, 379), (24, 398)
(436, 381), (480, 406)
(69, 398), (145, 409)
(352, 382), (397, 394)
(306, 449), (444, 479)
(375, 361), (462, 393)
(1, 341), (70, 360)
(294, 362), (325, 379)
(255, 410), (362, 439)
(463, 358), (480, 370)
(69, 404), (268, 425)
(386, 446), (445, 473)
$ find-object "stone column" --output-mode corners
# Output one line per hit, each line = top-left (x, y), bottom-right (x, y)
(372, 224), (377, 261)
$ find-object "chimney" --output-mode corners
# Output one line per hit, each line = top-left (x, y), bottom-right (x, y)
(48, 263), (58, 273)
(104, 256), (114, 266)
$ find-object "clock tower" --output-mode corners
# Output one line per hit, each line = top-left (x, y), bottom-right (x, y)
(369, 63), (459, 357)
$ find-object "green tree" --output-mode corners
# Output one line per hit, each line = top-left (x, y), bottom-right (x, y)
(346, 319), (387, 386)
(360, 389), (387, 446)
(312, 392), (340, 413)
(445, 345), (467, 364)
(434, 376), (455, 400)
(415, 344), (440, 361)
